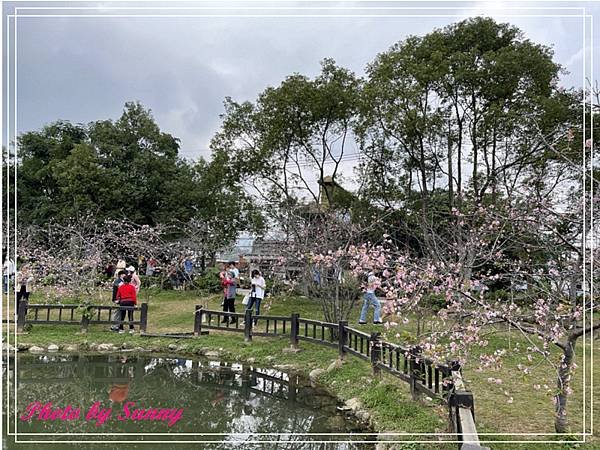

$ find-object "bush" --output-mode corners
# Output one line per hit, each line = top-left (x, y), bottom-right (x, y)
(193, 267), (223, 293)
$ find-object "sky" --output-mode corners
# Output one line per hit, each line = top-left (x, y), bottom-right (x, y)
(3, 0), (598, 166)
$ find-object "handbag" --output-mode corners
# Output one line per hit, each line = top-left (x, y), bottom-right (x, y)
(242, 294), (250, 305)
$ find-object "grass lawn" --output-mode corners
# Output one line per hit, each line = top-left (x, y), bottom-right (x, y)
(6, 288), (599, 448)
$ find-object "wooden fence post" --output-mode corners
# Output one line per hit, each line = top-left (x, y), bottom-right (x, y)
(448, 364), (488, 449)
(338, 320), (348, 360)
(17, 300), (28, 333)
(194, 305), (203, 336)
(409, 345), (424, 400)
(244, 309), (253, 342)
(290, 313), (299, 349)
(140, 303), (148, 333)
(370, 332), (382, 378)
(80, 308), (90, 333)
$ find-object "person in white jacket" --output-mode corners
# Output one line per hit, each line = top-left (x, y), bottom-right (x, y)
(3, 257), (15, 294)
(246, 270), (266, 325)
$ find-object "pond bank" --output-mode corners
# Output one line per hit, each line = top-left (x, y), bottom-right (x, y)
(6, 328), (451, 447)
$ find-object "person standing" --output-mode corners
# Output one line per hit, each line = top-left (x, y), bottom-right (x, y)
(3, 257), (15, 294)
(115, 259), (126, 276)
(137, 256), (146, 275)
(228, 261), (240, 282)
(183, 256), (194, 277)
(126, 266), (141, 293)
(16, 265), (34, 308)
(218, 263), (230, 307)
(183, 256), (194, 289)
(221, 264), (238, 324)
(116, 275), (137, 333)
(146, 258), (156, 276)
(246, 270), (266, 325)
(110, 270), (126, 331)
(359, 272), (382, 325)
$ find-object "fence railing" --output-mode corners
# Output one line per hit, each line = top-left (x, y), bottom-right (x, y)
(193, 306), (487, 449)
(16, 301), (148, 333)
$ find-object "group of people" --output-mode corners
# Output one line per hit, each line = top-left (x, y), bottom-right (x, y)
(111, 263), (141, 333)
(167, 256), (195, 290)
(218, 261), (266, 325)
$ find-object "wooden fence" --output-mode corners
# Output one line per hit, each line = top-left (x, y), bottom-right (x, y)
(193, 306), (487, 450)
(16, 301), (148, 333)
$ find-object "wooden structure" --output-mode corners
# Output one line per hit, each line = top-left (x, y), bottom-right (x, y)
(194, 306), (487, 449)
(16, 301), (148, 333)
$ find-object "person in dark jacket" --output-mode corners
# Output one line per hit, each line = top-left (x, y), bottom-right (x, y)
(110, 270), (126, 331)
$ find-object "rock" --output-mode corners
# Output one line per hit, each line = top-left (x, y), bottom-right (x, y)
(246, 357), (256, 364)
(97, 343), (116, 352)
(133, 347), (146, 353)
(47, 344), (59, 352)
(309, 368), (325, 381)
(326, 359), (343, 372)
(121, 342), (133, 350)
(168, 343), (178, 351)
(356, 410), (370, 422)
(64, 345), (79, 352)
(17, 343), (30, 351)
(326, 415), (347, 430)
(28, 346), (44, 354)
(205, 351), (220, 359)
(344, 397), (361, 412)
(282, 346), (302, 353)
(89, 342), (98, 351)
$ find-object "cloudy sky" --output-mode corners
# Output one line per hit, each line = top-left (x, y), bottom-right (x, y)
(3, 1), (598, 162)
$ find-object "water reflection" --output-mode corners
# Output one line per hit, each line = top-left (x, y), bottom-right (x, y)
(3, 354), (375, 449)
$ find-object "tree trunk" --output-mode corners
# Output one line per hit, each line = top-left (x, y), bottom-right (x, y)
(447, 120), (454, 208)
(554, 337), (576, 433)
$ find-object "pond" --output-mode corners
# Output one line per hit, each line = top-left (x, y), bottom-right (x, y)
(3, 353), (375, 449)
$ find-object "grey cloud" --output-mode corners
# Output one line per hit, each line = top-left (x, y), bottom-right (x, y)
(9, 3), (600, 162)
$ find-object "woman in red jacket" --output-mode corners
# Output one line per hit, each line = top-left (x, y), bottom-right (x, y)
(116, 275), (137, 334)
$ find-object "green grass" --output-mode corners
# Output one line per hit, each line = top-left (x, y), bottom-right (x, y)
(9, 289), (600, 447)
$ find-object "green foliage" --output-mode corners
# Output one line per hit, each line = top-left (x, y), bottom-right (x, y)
(16, 102), (263, 241)
(422, 293), (447, 312)
(193, 267), (223, 293)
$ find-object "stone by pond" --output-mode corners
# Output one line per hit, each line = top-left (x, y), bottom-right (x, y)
(5, 353), (376, 449)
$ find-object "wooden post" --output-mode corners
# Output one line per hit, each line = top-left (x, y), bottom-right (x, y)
(370, 332), (381, 378)
(338, 320), (348, 360)
(194, 305), (203, 336)
(290, 313), (299, 349)
(244, 309), (253, 342)
(288, 373), (297, 403)
(16, 300), (28, 333)
(449, 366), (488, 449)
(140, 303), (148, 333)
(409, 345), (423, 400)
(80, 308), (90, 333)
